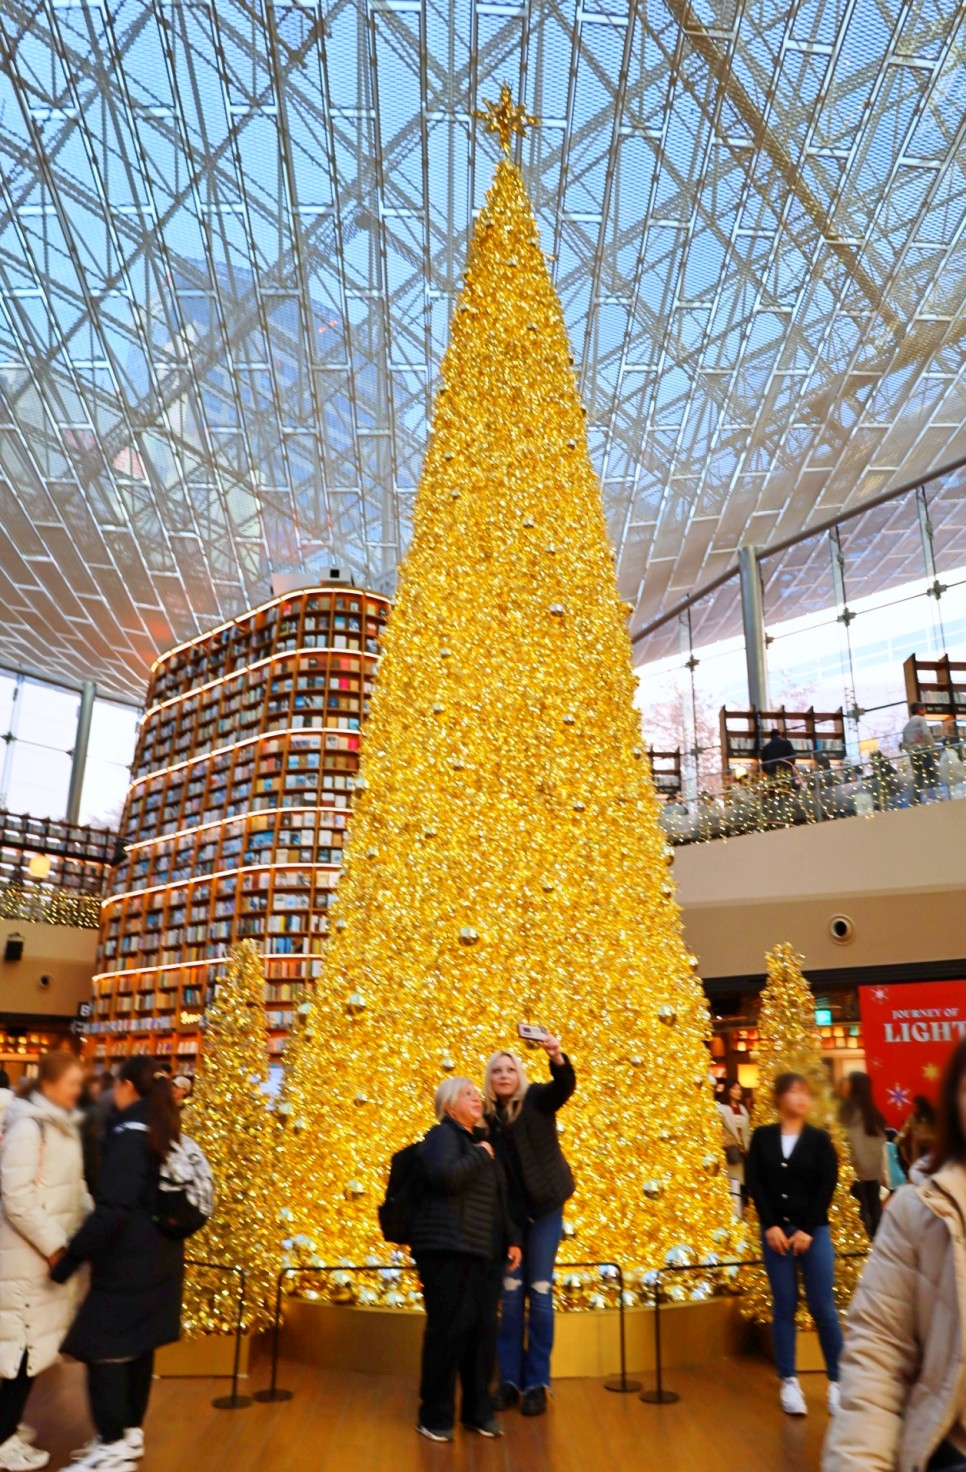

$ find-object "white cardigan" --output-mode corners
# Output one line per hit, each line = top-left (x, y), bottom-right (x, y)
(0, 1091), (90, 1378)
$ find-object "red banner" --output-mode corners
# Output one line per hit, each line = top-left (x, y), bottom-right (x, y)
(860, 980), (966, 1127)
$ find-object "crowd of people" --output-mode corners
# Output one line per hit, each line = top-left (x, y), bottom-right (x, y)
(6, 1029), (966, 1468)
(0, 1057), (189, 1472)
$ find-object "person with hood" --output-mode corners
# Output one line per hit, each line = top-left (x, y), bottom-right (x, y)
(52, 1056), (184, 1472)
(824, 1036), (966, 1472)
(0, 1052), (88, 1472)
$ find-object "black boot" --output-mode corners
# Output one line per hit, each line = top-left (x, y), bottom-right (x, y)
(521, 1386), (547, 1417)
(493, 1383), (520, 1412)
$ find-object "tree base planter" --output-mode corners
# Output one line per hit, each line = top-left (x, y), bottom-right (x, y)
(278, 1297), (750, 1379)
(156, 1332), (256, 1378)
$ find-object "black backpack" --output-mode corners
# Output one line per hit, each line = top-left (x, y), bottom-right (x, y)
(378, 1142), (422, 1245)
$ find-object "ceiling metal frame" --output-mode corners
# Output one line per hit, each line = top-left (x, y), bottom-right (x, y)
(0, 0), (965, 698)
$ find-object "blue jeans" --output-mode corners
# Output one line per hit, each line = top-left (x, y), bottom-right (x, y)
(761, 1225), (843, 1382)
(498, 1208), (563, 1390)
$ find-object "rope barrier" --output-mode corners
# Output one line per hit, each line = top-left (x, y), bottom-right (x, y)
(184, 1258), (251, 1410)
(639, 1247), (871, 1406)
(254, 1257), (640, 1402)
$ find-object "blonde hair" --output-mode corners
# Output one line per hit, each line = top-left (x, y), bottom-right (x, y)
(434, 1076), (479, 1123)
(484, 1050), (531, 1124)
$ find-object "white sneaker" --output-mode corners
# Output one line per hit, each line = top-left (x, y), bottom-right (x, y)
(66, 1443), (135, 1472)
(0, 1436), (50, 1471)
(70, 1432), (140, 1468)
(827, 1382), (841, 1415)
(780, 1377), (808, 1416)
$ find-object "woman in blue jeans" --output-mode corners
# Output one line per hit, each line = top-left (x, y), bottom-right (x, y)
(484, 1033), (575, 1418)
(746, 1072), (844, 1419)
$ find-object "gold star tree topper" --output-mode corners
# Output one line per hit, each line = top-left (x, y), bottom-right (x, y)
(474, 82), (539, 154)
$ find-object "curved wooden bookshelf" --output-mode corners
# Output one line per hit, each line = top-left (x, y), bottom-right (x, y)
(90, 580), (389, 1073)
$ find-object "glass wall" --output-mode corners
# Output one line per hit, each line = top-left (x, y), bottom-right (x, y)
(634, 471), (966, 794)
(0, 670), (140, 826)
(80, 700), (141, 827)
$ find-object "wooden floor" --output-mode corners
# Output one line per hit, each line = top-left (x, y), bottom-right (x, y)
(30, 1353), (829, 1471)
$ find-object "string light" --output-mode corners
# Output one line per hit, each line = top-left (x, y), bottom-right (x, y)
(0, 885), (101, 929)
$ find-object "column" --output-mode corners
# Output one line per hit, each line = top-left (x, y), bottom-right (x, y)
(738, 544), (768, 711)
(66, 680), (96, 825)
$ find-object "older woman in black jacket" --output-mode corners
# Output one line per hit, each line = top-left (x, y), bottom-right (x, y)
(51, 1057), (183, 1472)
(410, 1077), (521, 1444)
(484, 1032), (575, 1417)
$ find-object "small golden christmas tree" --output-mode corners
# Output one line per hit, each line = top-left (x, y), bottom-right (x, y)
(742, 943), (867, 1322)
(279, 89), (732, 1282)
(181, 941), (281, 1335)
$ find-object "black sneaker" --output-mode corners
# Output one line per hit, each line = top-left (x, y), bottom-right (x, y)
(416, 1425), (454, 1443)
(493, 1384), (520, 1412)
(464, 1421), (502, 1438)
(521, 1386), (548, 1417)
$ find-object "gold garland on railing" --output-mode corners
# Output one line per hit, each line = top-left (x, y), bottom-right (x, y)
(0, 884), (102, 928)
(660, 770), (902, 845)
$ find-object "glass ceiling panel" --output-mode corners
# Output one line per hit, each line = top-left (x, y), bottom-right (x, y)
(1, 0), (966, 699)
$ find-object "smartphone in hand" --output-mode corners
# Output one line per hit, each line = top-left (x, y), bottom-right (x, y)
(517, 1022), (550, 1043)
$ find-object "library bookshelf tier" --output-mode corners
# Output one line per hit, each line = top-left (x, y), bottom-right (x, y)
(0, 810), (119, 898)
(719, 707), (847, 778)
(904, 654), (966, 733)
(91, 584), (390, 1073)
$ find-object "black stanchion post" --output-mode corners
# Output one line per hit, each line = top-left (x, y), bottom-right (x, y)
(604, 1265), (642, 1393)
(639, 1272), (680, 1405)
(213, 1269), (253, 1410)
(253, 1269), (294, 1403)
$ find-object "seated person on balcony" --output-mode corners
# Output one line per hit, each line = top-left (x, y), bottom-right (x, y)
(761, 728), (796, 779)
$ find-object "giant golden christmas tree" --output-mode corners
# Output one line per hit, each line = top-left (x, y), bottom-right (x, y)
(280, 89), (732, 1273)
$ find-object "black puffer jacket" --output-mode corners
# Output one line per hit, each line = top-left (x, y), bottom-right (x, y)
(52, 1098), (183, 1361)
(410, 1117), (517, 1261)
(489, 1056), (576, 1223)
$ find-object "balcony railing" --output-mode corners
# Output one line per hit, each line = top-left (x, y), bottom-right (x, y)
(658, 746), (966, 845)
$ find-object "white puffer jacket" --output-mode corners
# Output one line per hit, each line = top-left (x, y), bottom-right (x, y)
(0, 1091), (91, 1378)
(823, 1161), (966, 1472)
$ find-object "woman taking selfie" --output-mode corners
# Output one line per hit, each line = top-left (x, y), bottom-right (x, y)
(746, 1071), (843, 1418)
(824, 1038), (966, 1472)
(0, 1053), (88, 1472)
(410, 1077), (521, 1444)
(52, 1057), (184, 1472)
(484, 1031), (575, 1417)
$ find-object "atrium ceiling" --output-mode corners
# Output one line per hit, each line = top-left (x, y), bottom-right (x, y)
(2, 0), (966, 698)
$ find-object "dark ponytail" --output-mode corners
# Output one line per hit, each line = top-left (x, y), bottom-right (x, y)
(117, 1055), (180, 1161)
(927, 1039), (966, 1174)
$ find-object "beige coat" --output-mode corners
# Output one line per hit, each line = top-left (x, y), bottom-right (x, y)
(823, 1163), (966, 1472)
(0, 1091), (90, 1378)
